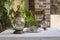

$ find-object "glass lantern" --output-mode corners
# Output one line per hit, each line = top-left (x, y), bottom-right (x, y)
(12, 10), (25, 34)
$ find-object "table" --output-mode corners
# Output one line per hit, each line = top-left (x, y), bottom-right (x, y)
(0, 28), (60, 40)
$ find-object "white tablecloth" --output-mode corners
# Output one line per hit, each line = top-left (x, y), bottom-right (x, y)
(0, 28), (60, 40)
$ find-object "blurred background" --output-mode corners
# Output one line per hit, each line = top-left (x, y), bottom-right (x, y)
(2, 0), (60, 32)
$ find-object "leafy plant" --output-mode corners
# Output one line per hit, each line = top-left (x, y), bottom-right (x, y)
(21, 11), (36, 27)
(0, 0), (15, 32)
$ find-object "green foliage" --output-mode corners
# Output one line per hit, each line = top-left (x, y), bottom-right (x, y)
(19, 0), (25, 11)
(0, 0), (15, 31)
(21, 11), (35, 27)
